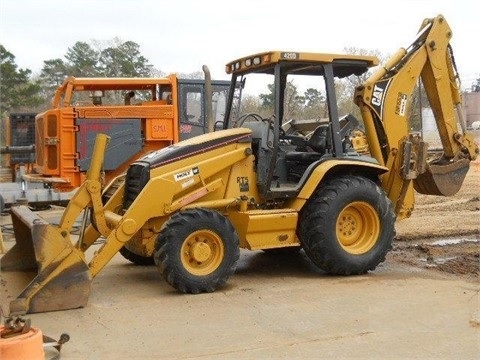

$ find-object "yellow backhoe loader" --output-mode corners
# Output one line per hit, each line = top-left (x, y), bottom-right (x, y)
(1, 14), (478, 314)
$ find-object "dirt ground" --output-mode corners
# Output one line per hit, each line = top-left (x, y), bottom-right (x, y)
(1, 148), (479, 359)
(391, 158), (480, 283)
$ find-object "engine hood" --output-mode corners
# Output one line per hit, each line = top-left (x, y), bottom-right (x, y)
(138, 128), (252, 169)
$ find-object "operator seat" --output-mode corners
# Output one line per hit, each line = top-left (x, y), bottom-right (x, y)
(308, 123), (330, 153)
(284, 123), (330, 164)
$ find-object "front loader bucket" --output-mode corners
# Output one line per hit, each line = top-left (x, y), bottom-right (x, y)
(414, 158), (470, 196)
(1, 206), (92, 315)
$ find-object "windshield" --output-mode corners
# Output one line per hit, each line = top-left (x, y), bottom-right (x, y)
(227, 66), (366, 137)
(228, 71), (331, 132)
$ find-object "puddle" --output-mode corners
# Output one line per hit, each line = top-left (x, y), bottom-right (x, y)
(433, 256), (458, 265)
(430, 237), (479, 246)
(392, 235), (479, 278)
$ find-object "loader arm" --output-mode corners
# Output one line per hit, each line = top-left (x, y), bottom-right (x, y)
(355, 14), (479, 219)
(0, 134), (110, 315)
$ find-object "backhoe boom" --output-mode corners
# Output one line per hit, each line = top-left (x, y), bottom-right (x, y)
(355, 14), (478, 219)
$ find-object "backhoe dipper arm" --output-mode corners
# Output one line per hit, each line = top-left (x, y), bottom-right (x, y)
(354, 14), (479, 220)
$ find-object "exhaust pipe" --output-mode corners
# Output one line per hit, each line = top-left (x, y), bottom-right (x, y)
(202, 65), (214, 133)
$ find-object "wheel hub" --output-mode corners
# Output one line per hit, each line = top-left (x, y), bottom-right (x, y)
(190, 242), (212, 262)
(336, 201), (380, 254)
(181, 230), (225, 276)
(337, 210), (361, 246)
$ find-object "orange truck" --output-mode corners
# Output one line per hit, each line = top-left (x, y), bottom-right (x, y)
(0, 69), (232, 211)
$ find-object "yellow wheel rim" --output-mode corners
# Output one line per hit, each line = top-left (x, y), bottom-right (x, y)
(336, 201), (380, 254)
(180, 230), (224, 276)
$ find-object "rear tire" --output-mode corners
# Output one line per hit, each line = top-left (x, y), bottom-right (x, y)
(298, 175), (395, 275)
(154, 208), (240, 294)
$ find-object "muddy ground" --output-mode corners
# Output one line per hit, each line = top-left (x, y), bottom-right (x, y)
(391, 158), (480, 283)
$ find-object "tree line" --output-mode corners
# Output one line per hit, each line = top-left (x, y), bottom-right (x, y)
(2, 40), (477, 132)
(2, 40), (367, 118)
(0, 39), (160, 115)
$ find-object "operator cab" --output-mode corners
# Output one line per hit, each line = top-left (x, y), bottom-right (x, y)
(223, 51), (379, 199)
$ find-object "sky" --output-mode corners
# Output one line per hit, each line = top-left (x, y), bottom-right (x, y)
(0, 0), (478, 89)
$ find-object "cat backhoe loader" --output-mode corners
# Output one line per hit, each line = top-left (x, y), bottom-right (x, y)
(1, 14), (477, 314)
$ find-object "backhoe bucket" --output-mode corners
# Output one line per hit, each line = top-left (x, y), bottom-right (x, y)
(1, 206), (91, 315)
(414, 158), (470, 196)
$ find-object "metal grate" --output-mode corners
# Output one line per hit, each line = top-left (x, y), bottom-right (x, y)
(9, 113), (36, 164)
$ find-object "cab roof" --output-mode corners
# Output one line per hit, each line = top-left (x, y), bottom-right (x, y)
(225, 51), (379, 78)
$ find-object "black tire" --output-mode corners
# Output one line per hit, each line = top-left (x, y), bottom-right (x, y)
(262, 246), (301, 255)
(154, 208), (240, 294)
(298, 175), (395, 275)
(119, 246), (155, 265)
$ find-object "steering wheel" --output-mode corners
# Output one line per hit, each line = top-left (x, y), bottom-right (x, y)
(279, 128), (308, 147)
(236, 113), (265, 127)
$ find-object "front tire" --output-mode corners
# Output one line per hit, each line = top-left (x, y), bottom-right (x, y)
(298, 175), (395, 275)
(154, 208), (240, 294)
